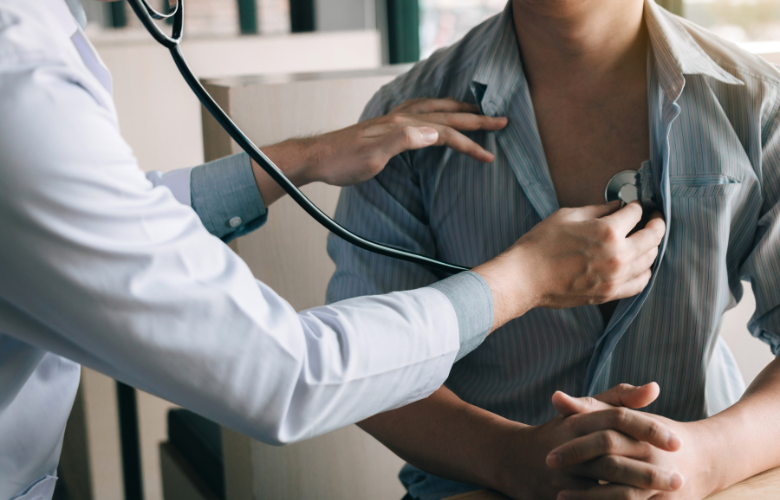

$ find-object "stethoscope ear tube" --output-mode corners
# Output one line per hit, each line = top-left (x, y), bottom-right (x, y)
(128, 0), (469, 274)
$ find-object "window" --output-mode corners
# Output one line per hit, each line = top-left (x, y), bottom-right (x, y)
(684, 0), (780, 46)
(419, 0), (505, 59)
(418, 0), (780, 61)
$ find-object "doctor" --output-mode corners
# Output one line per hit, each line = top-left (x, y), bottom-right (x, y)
(0, 0), (665, 498)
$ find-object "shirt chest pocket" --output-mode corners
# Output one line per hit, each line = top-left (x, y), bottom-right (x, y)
(666, 174), (741, 271)
(669, 174), (741, 198)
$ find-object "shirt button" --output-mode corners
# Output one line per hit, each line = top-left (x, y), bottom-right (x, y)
(229, 216), (242, 228)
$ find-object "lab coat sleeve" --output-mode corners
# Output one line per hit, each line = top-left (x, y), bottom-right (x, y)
(145, 152), (269, 243)
(740, 88), (780, 356)
(0, 63), (462, 444)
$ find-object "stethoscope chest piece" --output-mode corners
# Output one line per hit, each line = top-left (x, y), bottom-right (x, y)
(605, 170), (639, 206)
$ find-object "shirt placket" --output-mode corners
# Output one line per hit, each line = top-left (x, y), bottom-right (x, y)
(583, 55), (681, 396)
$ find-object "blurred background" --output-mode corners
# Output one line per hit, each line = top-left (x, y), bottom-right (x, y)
(58, 2), (780, 500)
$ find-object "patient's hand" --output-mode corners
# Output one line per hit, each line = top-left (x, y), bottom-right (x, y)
(546, 388), (716, 500)
(494, 384), (684, 500)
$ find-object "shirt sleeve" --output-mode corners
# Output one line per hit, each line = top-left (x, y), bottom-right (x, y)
(0, 61), (464, 444)
(145, 153), (268, 243)
(327, 92), (494, 362)
(740, 90), (780, 356)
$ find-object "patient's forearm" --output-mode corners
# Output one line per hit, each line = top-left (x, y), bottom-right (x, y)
(359, 386), (521, 489)
(701, 357), (780, 492)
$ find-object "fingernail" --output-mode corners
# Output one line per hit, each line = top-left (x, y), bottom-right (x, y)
(667, 432), (682, 449)
(419, 127), (438, 142)
(669, 471), (685, 490)
(547, 453), (562, 467)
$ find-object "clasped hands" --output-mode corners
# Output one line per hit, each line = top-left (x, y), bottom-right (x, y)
(496, 383), (715, 500)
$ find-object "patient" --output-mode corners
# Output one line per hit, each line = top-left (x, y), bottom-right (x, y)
(327, 0), (780, 499)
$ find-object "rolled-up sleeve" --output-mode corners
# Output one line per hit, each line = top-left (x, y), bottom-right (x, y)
(147, 153), (268, 243)
(742, 93), (780, 355)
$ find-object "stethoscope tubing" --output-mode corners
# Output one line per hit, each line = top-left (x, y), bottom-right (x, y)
(127, 0), (469, 274)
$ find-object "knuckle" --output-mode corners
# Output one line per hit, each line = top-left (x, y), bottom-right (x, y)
(600, 431), (618, 452)
(645, 467), (659, 487)
(400, 126), (417, 143)
(602, 455), (622, 478)
(600, 224), (620, 245)
(623, 490), (640, 500)
(597, 279), (620, 300)
(611, 407), (630, 427)
(645, 421), (661, 440)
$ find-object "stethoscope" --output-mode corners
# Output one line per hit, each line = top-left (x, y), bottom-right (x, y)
(127, 0), (641, 273)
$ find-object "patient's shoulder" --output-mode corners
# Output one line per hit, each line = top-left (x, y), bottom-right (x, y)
(361, 13), (501, 120)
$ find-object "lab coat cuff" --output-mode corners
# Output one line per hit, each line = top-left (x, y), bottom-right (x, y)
(428, 271), (493, 362)
(146, 166), (193, 207)
(190, 152), (268, 243)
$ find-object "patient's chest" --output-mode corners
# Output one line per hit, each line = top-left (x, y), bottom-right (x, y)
(416, 106), (760, 423)
(531, 86), (650, 208)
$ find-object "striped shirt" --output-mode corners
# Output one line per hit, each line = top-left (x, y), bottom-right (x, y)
(327, 1), (780, 496)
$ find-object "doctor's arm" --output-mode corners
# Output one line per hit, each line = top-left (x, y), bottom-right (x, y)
(0, 67), (573, 444)
(148, 98), (507, 243)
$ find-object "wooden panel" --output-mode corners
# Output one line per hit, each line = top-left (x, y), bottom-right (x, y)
(205, 67), (408, 311)
(202, 67), (410, 500)
(444, 466), (780, 500)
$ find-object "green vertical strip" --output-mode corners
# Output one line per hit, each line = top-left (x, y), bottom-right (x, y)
(290, 0), (315, 33)
(108, 0), (127, 28)
(237, 0), (258, 34)
(657, 0), (683, 16)
(386, 0), (420, 64)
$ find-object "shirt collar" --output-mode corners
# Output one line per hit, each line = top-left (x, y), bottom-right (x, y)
(644, 0), (743, 100)
(471, 0), (744, 113)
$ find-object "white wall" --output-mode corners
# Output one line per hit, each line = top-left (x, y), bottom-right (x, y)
(91, 29), (381, 173)
(78, 30), (381, 500)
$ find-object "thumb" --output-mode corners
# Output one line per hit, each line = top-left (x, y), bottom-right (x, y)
(566, 201), (621, 221)
(551, 383), (660, 417)
(595, 382), (660, 409)
(552, 391), (610, 417)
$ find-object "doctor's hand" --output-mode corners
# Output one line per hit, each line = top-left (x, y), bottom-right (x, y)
(254, 98), (507, 205)
(472, 202), (665, 331)
(546, 388), (715, 500)
(493, 384), (684, 500)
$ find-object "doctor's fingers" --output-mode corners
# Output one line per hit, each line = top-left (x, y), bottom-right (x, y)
(419, 124), (498, 162)
(606, 269), (651, 302)
(390, 97), (481, 115)
(600, 202), (645, 237)
(625, 219), (665, 257)
(377, 124), (494, 163)
(624, 247), (659, 281)
(405, 112), (508, 131)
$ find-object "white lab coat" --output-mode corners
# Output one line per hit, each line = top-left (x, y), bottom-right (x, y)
(0, 1), (467, 497)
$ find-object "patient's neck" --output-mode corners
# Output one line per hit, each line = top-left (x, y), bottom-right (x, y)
(512, 0), (647, 96)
